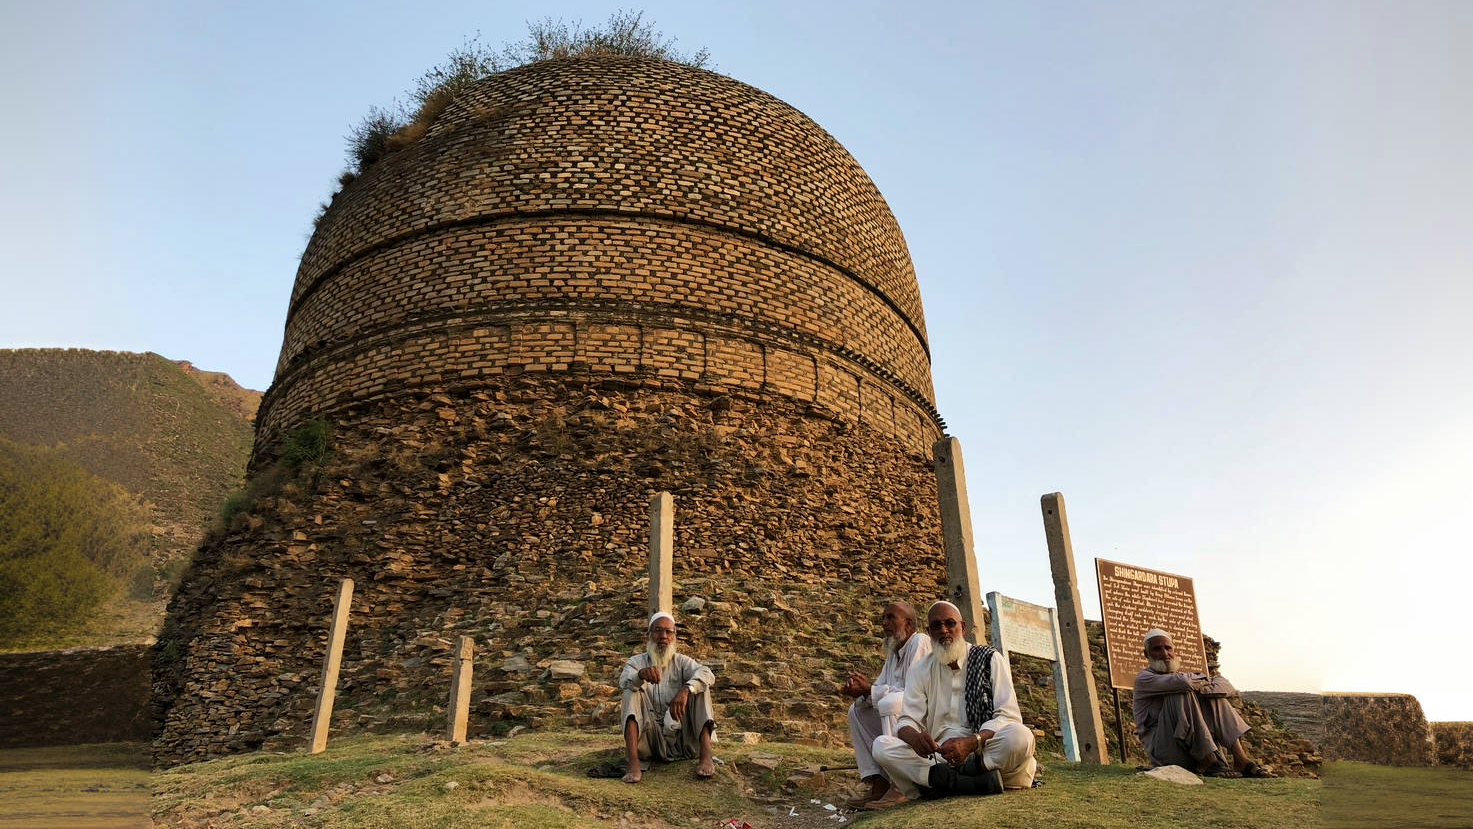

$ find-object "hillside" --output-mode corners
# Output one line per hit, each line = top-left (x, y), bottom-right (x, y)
(0, 349), (259, 647)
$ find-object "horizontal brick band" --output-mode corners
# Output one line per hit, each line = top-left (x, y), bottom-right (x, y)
(277, 216), (933, 404)
(259, 305), (943, 454)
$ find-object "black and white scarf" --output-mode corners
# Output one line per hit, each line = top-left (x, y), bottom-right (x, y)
(963, 644), (998, 732)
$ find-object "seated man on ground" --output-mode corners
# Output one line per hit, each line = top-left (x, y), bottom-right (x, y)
(871, 600), (1037, 804)
(1133, 628), (1269, 777)
(618, 611), (717, 784)
(840, 600), (932, 807)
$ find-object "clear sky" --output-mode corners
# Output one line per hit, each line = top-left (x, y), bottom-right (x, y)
(2, 1), (1469, 721)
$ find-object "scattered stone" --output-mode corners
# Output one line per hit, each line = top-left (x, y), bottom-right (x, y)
(745, 752), (781, 770)
(732, 731), (762, 744)
(1141, 765), (1202, 785)
(682, 596), (707, 613)
(726, 673), (762, 689)
(500, 655), (534, 674)
(547, 660), (586, 680)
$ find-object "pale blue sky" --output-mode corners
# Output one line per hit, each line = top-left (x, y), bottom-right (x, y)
(2, 1), (1469, 720)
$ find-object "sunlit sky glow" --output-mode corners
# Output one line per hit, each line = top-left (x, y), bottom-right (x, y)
(3, 1), (1469, 720)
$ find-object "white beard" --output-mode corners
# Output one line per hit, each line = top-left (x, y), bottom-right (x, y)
(883, 635), (898, 659)
(647, 641), (677, 670)
(1149, 657), (1180, 674)
(935, 636), (969, 667)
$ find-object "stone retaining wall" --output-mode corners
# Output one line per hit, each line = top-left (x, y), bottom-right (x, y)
(0, 646), (151, 748)
(1322, 692), (1436, 766)
(1431, 722), (1473, 769)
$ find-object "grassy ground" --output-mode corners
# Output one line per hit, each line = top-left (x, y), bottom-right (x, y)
(150, 731), (1321, 829)
(1322, 761), (1473, 828)
(0, 743), (149, 828)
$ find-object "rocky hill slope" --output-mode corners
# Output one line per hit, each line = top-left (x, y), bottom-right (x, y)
(0, 349), (259, 647)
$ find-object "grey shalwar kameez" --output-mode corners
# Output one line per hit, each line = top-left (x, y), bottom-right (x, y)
(1132, 670), (1250, 769)
(619, 652), (716, 761)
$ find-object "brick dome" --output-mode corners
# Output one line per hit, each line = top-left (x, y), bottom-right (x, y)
(157, 56), (953, 765)
(261, 55), (941, 452)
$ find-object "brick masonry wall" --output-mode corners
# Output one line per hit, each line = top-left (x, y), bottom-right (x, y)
(260, 55), (938, 451)
(154, 381), (949, 764)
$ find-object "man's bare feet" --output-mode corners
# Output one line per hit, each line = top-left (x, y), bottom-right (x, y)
(622, 767), (642, 784)
(696, 758), (716, 778)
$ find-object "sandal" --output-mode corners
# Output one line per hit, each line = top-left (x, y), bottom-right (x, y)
(1241, 762), (1274, 778)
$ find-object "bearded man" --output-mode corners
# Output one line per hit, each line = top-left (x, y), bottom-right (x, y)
(840, 601), (932, 807)
(618, 612), (717, 784)
(1133, 628), (1269, 777)
(870, 601), (1036, 804)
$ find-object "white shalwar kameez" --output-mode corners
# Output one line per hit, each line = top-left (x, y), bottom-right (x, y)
(847, 633), (933, 781)
(872, 647), (1037, 796)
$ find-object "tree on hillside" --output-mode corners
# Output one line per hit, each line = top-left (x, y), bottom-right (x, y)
(0, 439), (151, 646)
(346, 10), (709, 175)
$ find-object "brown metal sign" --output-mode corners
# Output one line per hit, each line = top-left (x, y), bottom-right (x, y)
(1094, 558), (1207, 689)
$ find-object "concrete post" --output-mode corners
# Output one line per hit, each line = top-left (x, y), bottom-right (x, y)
(934, 437), (985, 642)
(1049, 608), (1082, 762)
(447, 636), (474, 744)
(649, 492), (674, 617)
(1041, 493), (1108, 764)
(308, 577), (353, 754)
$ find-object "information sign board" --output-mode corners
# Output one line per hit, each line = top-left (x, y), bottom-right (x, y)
(992, 594), (1058, 660)
(1094, 558), (1207, 689)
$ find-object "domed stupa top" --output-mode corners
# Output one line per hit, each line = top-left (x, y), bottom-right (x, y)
(264, 55), (939, 449)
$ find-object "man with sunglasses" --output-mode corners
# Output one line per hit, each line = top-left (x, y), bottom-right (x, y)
(869, 600), (1037, 804)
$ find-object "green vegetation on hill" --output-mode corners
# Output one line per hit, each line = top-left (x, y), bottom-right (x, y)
(0, 348), (258, 648)
(0, 349), (256, 528)
(0, 439), (151, 645)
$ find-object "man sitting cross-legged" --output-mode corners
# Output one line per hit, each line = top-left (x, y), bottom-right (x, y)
(1134, 628), (1270, 778)
(618, 611), (717, 784)
(840, 600), (931, 808)
(871, 600), (1037, 805)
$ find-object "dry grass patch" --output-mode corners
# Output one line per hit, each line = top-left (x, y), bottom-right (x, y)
(0, 743), (149, 829)
(150, 730), (1326, 829)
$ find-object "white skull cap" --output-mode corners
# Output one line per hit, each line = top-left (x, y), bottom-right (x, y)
(1144, 628), (1173, 646)
(648, 611), (675, 630)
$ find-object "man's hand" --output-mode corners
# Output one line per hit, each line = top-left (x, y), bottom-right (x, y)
(840, 671), (872, 698)
(669, 687), (690, 722)
(896, 725), (940, 758)
(638, 665), (662, 684)
(938, 735), (979, 766)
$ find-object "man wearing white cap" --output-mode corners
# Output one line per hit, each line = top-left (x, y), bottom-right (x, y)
(618, 611), (717, 783)
(869, 600), (1036, 805)
(1134, 628), (1269, 777)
